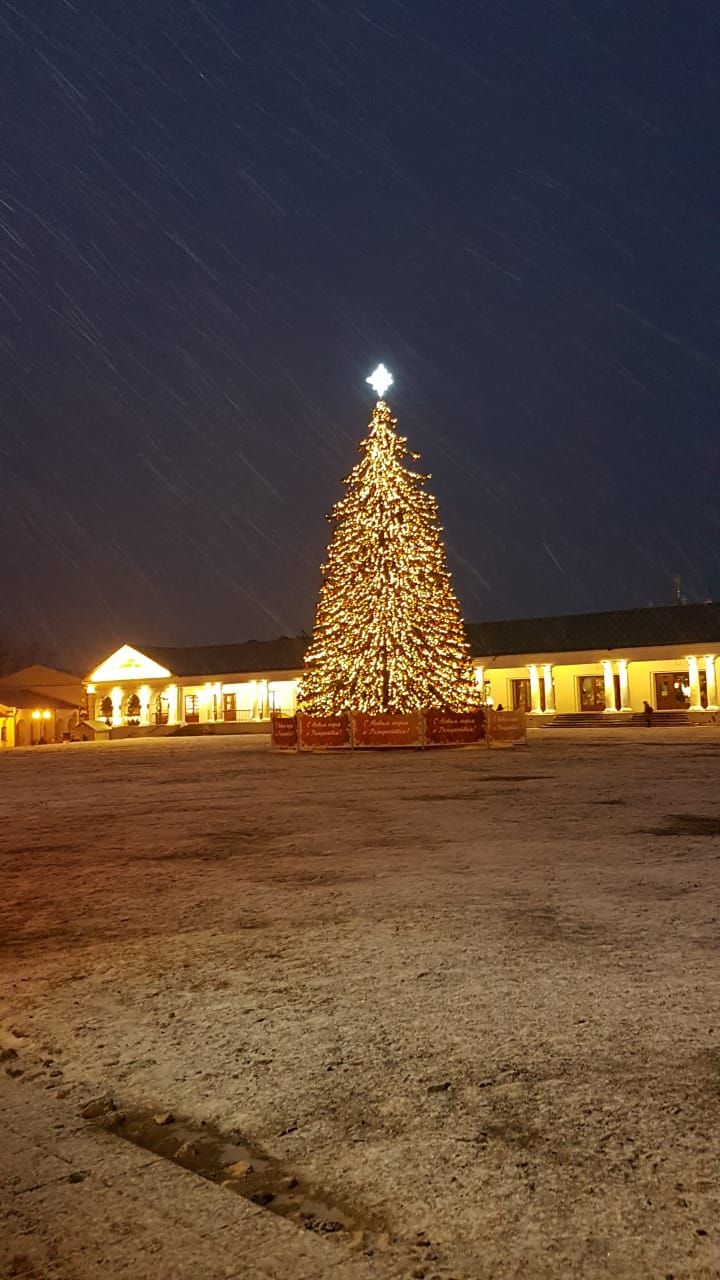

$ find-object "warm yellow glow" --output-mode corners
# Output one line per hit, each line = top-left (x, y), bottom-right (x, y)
(527, 665), (543, 714)
(601, 659), (616, 712)
(89, 645), (171, 683)
(542, 664), (556, 713)
(164, 684), (177, 719)
(616, 659), (630, 711)
(704, 655), (718, 710)
(32, 710), (41, 720)
(269, 680), (297, 714)
(223, 680), (257, 712)
(86, 683), (95, 694)
(110, 686), (123, 727)
(298, 398), (478, 714)
(42, 710), (52, 721)
(687, 655), (702, 709)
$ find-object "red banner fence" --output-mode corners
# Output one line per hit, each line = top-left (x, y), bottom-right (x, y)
(271, 708), (527, 751)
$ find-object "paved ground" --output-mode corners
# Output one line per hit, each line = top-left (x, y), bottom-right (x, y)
(0, 1071), (387, 1279)
(2, 729), (720, 1278)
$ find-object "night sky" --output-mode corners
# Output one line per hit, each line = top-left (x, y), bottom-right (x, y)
(2, 1), (719, 672)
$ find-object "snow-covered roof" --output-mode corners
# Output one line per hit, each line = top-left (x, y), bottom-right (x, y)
(86, 603), (720, 682)
(127, 636), (308, 678)
(0, 687), (80, 711)
(466, 602), (720, 659)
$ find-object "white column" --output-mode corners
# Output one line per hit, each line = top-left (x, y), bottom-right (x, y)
(687, 656), (702, 711)
(704, 657), (718, 711)
(474, 664), (485, 701)
(602, 660), (616, 712)
(616, 659), (631, 711)
(138, 686), (151, 725)
(256, 679), (268, 720)
(542, 664), (555, 713)
(110, 686), (123, 726)
(528, 665), (543, 714)
(166, 683), (179, 722)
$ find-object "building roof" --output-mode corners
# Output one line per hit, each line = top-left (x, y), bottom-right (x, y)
(0, 687), (79, 711)
(465, 602), (720, 659)
(135, 636), (309, 677)
(0, 664), (82, 687)
(88, 603), (720, 683)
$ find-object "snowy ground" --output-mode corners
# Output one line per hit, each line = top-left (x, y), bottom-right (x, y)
(2, 729), (720, 1279)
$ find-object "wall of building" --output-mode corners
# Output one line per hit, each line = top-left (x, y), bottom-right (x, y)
(475, 653), (720, 715)
(0, 709), (15, 748)
(83, 644), (720, 733)
(87, 675), (300, 729)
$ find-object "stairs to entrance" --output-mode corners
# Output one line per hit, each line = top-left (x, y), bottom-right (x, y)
(546, 711), (692, 728)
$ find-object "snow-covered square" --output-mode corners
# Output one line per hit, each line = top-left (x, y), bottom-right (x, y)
(2, 730), (720, 1278)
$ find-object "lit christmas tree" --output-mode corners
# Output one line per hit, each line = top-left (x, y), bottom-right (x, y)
(298, 365), (478, 715)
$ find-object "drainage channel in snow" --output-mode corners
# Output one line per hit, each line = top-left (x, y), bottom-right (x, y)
(85, 1100), (381, 1248)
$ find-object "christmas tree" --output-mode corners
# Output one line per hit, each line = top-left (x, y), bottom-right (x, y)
(298, 365), (478, 715)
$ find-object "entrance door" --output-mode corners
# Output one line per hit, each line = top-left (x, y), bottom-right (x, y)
(578, 676), (605, 711)
(155, 694), (169, 725)
(223, 693), (237, 722)
(184, 694), (199, 724)
(654, 672), (689, 710)
(512, 678), (538, 711)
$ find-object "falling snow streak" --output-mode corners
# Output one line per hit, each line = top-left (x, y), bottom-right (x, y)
(0, 0), (718, 669)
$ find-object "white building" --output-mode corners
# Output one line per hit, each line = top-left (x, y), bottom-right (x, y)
(83, 603), (720, 734)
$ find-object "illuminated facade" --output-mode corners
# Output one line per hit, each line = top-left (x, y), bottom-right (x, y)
(467, 603), (720, 719)
(83, 639), (307, 734)
(0, 665), (83, 748)
(83, 604), (720, 736)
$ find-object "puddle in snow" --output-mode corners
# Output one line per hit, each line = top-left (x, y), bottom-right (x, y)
(104, 1106), (379, 1245)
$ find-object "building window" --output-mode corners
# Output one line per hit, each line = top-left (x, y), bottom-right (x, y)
(155, 694), (169, 725)
(100, 695), (113, 724)
(185, 694), (200, 724)
(127, 693), (141, 724)
(578, 676), (605, 712)
(654, 672), (691, 710)
(223, 693), (237, 722)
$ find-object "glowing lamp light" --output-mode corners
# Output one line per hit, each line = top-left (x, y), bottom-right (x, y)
(42, 710), (52, 720)
(366, 363), (393, 400)
(31, 710), (41, 720)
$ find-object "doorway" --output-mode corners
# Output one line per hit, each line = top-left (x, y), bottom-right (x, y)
(654, 672), (690, 710)
(578, 675), (605, 712)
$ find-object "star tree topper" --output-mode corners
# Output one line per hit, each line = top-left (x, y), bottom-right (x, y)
(366, 362), (393, 400)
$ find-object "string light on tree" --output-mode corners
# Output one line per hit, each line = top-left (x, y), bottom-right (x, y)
(298, 366), (478, 715)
